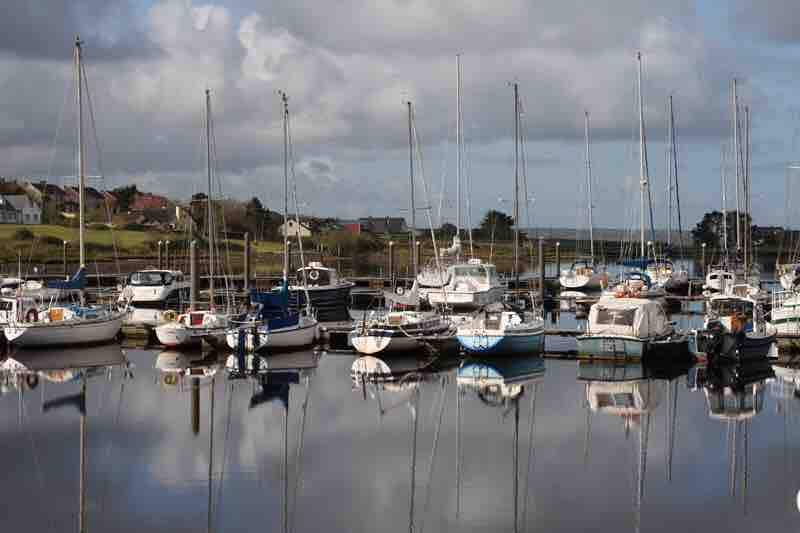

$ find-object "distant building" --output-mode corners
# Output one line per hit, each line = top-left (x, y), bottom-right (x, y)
(279, 219), (312, 238)
(340, 219), (361, 235)
(63, 186), (107, 212)
(0, 193), (41, 224)
(130, 192), (170, 211)
(358, 216), (408, 234)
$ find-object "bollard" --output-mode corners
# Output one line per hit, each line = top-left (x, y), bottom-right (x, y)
(538, 237), (545, 303)
(189, 240), (198, 311)
(243, 232), (251, 291)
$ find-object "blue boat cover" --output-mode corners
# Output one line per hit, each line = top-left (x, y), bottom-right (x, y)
(47, 267), (86, 290)
(621, 257), (650, 269)
(249, 282), (300, 330)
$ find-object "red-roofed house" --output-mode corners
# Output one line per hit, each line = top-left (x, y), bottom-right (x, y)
(130, 192), (169, 211)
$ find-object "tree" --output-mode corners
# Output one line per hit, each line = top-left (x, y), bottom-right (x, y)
(438, 222), (457, 239)
(478, 210), (515, 241)
(692, 210), (752, 249)
(112, 185), (138, 212)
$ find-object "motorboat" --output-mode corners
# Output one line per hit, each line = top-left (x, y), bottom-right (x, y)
(645, 259), (689, 294)
(559, 259), (607, 291)
(576, 297), (689, 359)
(694, 288), (776, 362)
(289, 261), (354, 322)
(155, 310), (229, 349)
(768, 289), (800, 337)
(457, 355), (545, 401)
(117, 269), (190, 326)
(603, 271), (666, 299)
(456, 302), (544, 355)
(776, 262), (800, 291)
(422, 258), (504, 310)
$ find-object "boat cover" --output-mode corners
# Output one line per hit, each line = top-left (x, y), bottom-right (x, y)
(249, 283), (301, 329)
(46, 267), (86, 290)
(587, 297), (669, 338)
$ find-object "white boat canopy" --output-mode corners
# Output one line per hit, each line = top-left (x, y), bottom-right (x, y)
(587, 297), (670, 339)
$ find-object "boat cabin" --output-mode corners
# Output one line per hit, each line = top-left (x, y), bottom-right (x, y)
(126, 270), (184, 286)
(296, 261), (339, 287)
(587, 298), (670, 339)
(448, 260), (500, 289)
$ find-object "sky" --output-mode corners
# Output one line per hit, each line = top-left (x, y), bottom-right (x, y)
(1, 0), (799, 230)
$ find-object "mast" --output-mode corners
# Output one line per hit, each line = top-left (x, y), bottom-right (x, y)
(733, 79), (741, 253)
(513, 83), (520, 289)
(280, 91), (290, 284)
(456, 54), (462, 258)
(79, 380), (87, 533)
(745, 106), (752, 273)
(205, 89), (215, 307)
(584, 111), (595, 260)
(408, 101), (418, 279)
(75, 36), (86, 268)
(665, 99), (673, 248)
(721, 144), (729, 258)
(669, 96), (684, 258)
(637, 52), (647, 259)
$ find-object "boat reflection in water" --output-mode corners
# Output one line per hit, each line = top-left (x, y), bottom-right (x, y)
(578, 359), (690, 532)
(0, 344), (130, 533)
(228, 350), (319, 533)
(695, 359), (773, 502)
(154, 350), (222, 436)
(456, 355), (545, 533)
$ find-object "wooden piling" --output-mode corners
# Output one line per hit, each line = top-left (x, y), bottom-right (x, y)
(157, 240), (163, 270)
(555, 241), (561, 278)
(243, 232), (251, 291)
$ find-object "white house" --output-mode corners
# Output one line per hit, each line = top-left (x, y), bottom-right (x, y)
(3, 194), (41, 224)
(279, 219), (312, 238)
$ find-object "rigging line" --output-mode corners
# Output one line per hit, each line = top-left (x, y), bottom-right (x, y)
(410, 105), (443, 276)
(419, 377), (447, 533)
(436, 131), (451, 228)
(214, 382), (235, 533)
(286, 109), (307, 282)
(519, 96), (533, 260)
(82, 61), (121, 276)
(462, 121), (475, 257)
(46, 66), (73, 181)
(209, 108), (235, 310)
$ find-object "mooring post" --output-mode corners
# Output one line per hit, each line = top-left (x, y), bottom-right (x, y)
(555, 241), (561, 279)
(189, 240), (198, 311)
(164, 240), (171, 271)
(63, 240), (69, 279)
(538, 237), (545, 303)
(243, 232), (251, 291)
(388, 241), (395, 287)
(701, 242), (707, 279)
(157, 240), (163, 269)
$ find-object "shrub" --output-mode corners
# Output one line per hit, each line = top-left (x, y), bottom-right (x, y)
(13, 228), (34, 240)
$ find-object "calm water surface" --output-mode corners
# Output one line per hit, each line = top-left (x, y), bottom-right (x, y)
(1, 341), (799, 532)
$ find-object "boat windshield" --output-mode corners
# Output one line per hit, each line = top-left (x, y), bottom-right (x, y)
(710, 298), (753, 318)
(453, 265), (486, 280)
(595, 392), (636, 408)
(595, 307), (636, 326)
(129, 272), (171, 286)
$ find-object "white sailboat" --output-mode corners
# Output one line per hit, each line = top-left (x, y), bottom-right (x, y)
(4, 37), (125, 348)
(560, 111), (607, 291)
(418, 56), (503, 310)
(350, 101), (450, 355)
(457, 83), (545, 356)
(156, 89), (230, 349)
(225, 91), (319, 353)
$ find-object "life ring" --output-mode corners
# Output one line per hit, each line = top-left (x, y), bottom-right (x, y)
(25, 308), (38, 323)
(396, 286), (405, 295)
(162, 310), (178, 322)
(308, 269), (320, 281)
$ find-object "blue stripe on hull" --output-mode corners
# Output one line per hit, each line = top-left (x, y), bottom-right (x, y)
(457, 332), (544, 355)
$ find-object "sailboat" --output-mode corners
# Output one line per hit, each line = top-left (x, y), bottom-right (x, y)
(350, 101), (451, 355)
(456, 83), (545, 356)
(606, 52), (665, 300)
(418, 56), (504, 311)
(560, 111), (608, 291)
(155, 89), (231, 349)
(3, 37), (125, 348)
(704, 80), (761, 295)
(647, 96), (689, 293)
(226, 92), (318, 353)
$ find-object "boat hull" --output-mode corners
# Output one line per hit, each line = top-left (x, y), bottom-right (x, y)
(456, 330), (544, 355)
(559, 272), (606, 290)
(576, 335), (646, 358)
(155, 324), (227, 349)
(4, 314), (124, 348)
(226, 319), (319, 352)
(289, 283), (353, 322)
